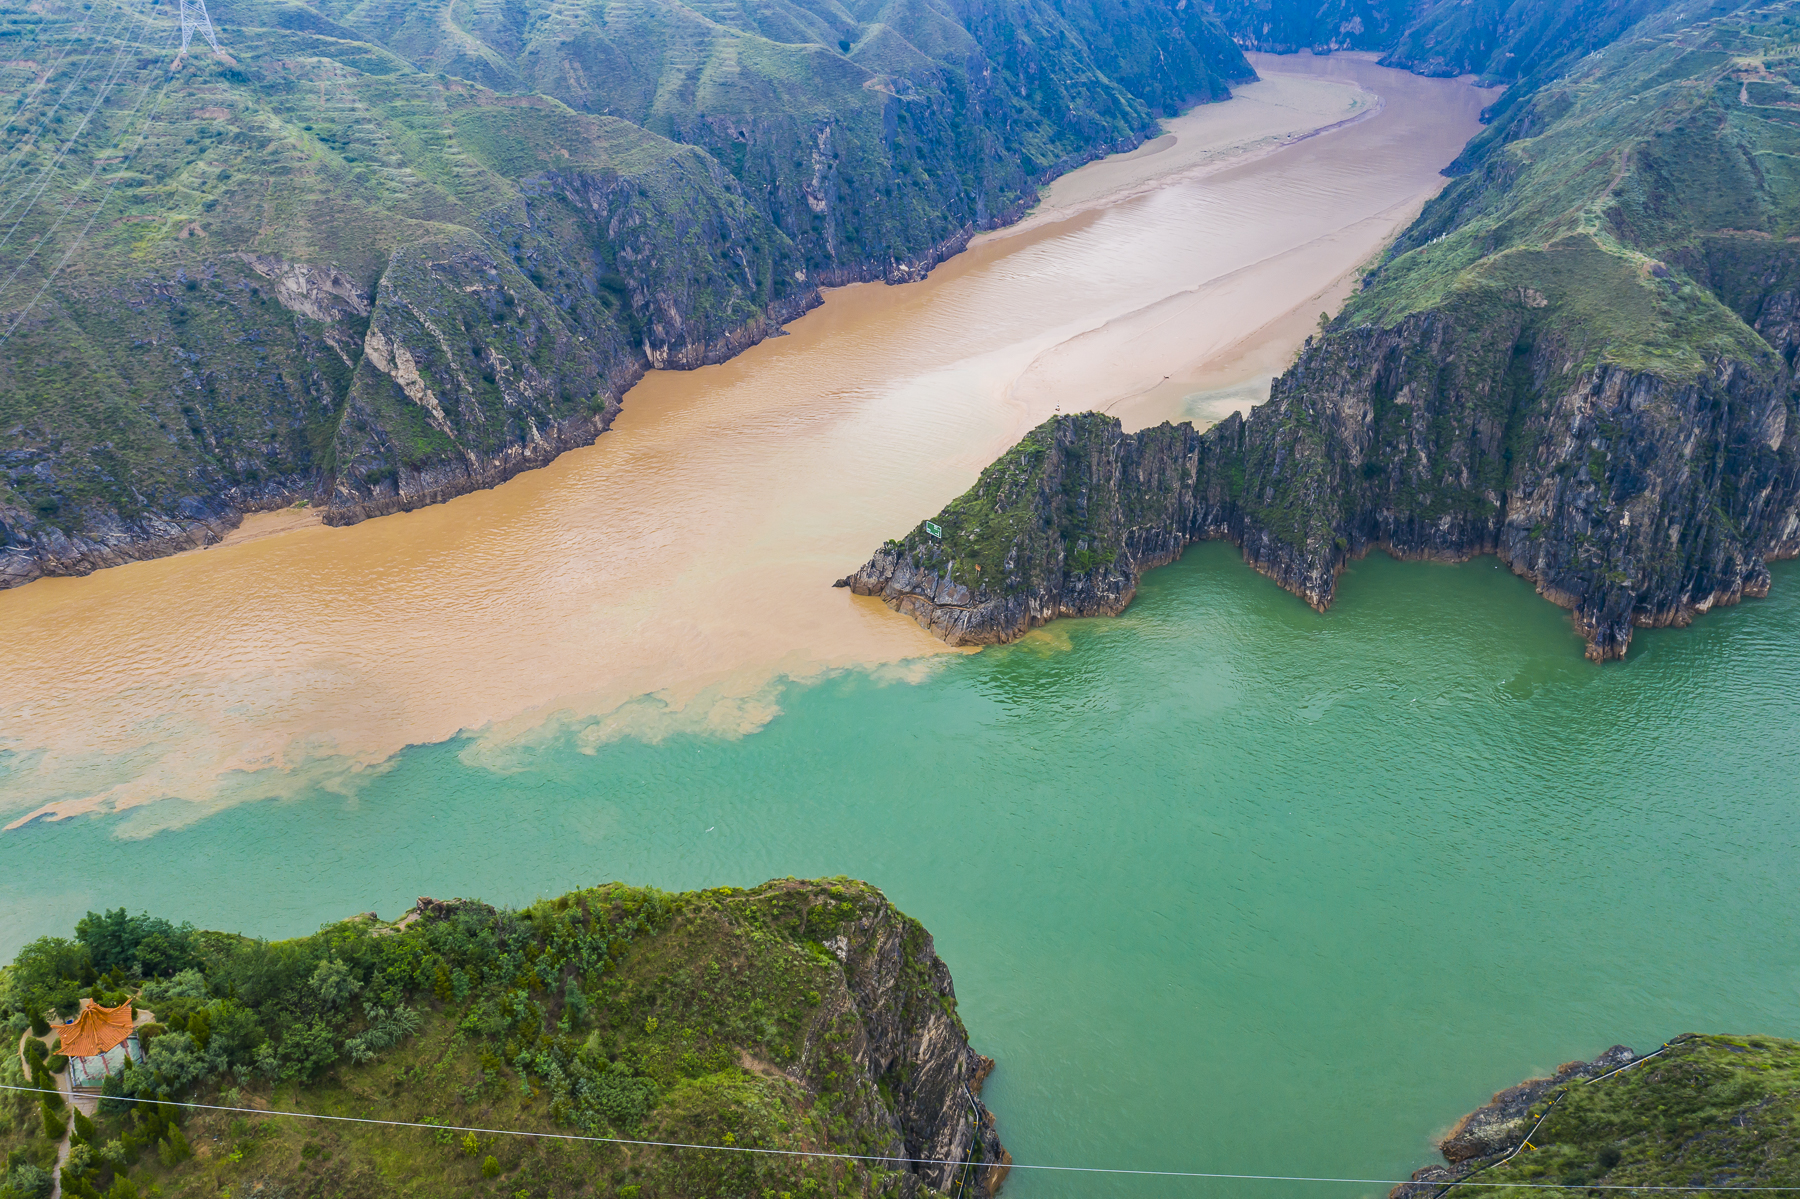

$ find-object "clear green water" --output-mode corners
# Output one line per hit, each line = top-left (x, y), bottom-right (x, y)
(5, 546), (1798, 1197)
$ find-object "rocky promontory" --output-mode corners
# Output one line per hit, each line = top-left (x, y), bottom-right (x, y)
(843, 15), (1800, 661)
(0, 878), (1008, 1199)
(1392, 1035), (1800, 1197)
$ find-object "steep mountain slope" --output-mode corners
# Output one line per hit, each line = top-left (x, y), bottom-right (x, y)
(0, 879), (1007, 1199)
(1205, 0), (1715, 83)
(841, 6), (1800, 659)
(0, 0), (1251, 586)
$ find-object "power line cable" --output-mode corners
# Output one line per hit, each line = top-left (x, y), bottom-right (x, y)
(0, 0), (138, 197)
(0, 4), (98, 127)
(1, 1084), (1796, 1192)
(0, 3), (172, 308)
(0, 37), (178, 343)
(0, 0), (158, 255)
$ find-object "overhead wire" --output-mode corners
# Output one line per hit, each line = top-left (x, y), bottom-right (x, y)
(0, 49), (179, 343)
(0, 4), (178, 334)
(0, 0), (139, 202)
(0, 0), (136, 158)
(0, 1084), (1795, 1193)
(0, 0), (163, 260)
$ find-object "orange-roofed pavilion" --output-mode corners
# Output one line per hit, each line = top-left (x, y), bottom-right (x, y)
(57, 999), (135, 1058)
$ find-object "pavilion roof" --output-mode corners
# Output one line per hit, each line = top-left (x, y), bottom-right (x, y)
(57, 999), (135, 1059)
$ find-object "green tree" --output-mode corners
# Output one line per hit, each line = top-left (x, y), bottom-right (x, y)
(158, 1126), (192, 1167)
(6, 1163), (52, 1199)
(6, 938), (91, 1020)
(73, 910), (196, 978)
(72, 1107), (97, 1142)
(460, 1131), (479, 1157)
(201, 1001), (262, 1066)
(481, 1155), (501, 1178)
(41, 1098), (67, 1139)
(307, 957), (361, 1010)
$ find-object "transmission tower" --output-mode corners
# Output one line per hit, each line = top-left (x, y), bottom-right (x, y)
(178, 0), (221, 54)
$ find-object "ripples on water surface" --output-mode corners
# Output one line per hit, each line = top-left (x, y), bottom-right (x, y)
(5, 549), (1797, 1197)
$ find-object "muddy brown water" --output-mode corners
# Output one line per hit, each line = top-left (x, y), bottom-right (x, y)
(0, 54), (1495, 828)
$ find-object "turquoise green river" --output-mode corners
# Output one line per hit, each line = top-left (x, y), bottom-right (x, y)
(4, 548), (1798, 1197)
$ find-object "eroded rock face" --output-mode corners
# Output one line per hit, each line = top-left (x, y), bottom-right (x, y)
(841, 313), (1800, 661)
(239, 254), (372, 325)
(0, 498), (241, 589)
(836, 416), (1200, 644)
(1389, 1045), (1639, 1199)
(0, 0), (1256, 591)
(825, 887), (1011, 1195)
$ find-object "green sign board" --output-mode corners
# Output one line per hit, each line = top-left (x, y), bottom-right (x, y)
(923, 520), (943, 539)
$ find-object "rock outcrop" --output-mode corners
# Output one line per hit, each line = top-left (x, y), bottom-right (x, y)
(1391, 1035), (1800, 1198)
(1389, 1044), (1642, 1198)
(843, 13), (1800, 661)
(818, 883), (1010, 1194)
(18, 878), (1007, 1198)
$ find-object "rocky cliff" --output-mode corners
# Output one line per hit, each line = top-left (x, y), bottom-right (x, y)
(1, 878), (1008, 1199)
(0, 0), (1252, 587)
(1391, 1035), (1800, 1197)
(1204, 0), (1723, 84)
(843, 8), (1800, 660)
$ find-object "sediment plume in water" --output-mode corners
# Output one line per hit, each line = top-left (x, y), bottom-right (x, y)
(0, 55), (1494, 830)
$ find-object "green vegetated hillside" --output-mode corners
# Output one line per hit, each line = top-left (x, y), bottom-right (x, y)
(844, 3), (1800, 659)
(1392, 1035), (1800, 1197)
(0, 0), (1252, 587)
(0, 880), (1008, 1199)
(1204, 0), (1714, 83)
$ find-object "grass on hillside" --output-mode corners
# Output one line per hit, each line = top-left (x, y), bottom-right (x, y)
(1451, 1035), (1800, 1195)
(0, 879), (980, 1199)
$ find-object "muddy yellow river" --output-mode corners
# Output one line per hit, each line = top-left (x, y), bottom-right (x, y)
(0, 55), (1494, 828)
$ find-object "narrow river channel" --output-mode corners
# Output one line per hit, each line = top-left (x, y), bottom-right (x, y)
(8, 53), (1795, 1199)
(2, 53), (1489, 826)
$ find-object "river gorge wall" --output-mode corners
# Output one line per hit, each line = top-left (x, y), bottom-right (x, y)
(839, 311), (1800, 661)
(0, 0), (1252, 589)
(841, 10), (1800, 660)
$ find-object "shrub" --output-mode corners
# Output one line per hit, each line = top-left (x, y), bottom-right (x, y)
(34, 1069), (63, 1109)
(461, 1131), (479, 1157)
(62, 1168), (104, 1199)
(41, 1099), (67, 1139)
(481, 1155), (501, 1178)
(5, 1162), (52, 1199)
(29, 1014), (49, 1037)
(158, 1126), (192, 1167)
(45, 1056), (66, 1074)
(138, 969), (208, 1009)
(97, 1074), (128, 1117)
